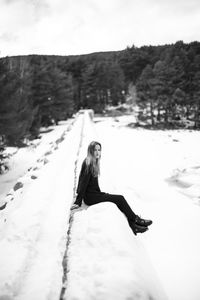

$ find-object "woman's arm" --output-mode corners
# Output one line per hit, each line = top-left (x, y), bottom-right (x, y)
(74, 160), (91, 206)
(96, 177), (101, 192)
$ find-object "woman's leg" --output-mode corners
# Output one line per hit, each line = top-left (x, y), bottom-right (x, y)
(84, 192), (151, 235)
(84, 193), (136, 222)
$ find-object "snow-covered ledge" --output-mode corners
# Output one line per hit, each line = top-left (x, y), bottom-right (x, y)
(64, 202), (167, 300)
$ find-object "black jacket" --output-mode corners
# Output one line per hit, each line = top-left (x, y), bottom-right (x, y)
(74, 159), (101, 206)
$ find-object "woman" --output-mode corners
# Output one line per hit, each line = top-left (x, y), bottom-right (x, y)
(71, 141), (152, 235)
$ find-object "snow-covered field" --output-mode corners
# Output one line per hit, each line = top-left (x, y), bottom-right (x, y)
(0, 117), (75, 202)
(0, 111), (200, 300)
(0, 113), (83, 299)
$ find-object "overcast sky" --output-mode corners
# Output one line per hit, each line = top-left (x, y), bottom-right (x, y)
(0, 0), (200, 57)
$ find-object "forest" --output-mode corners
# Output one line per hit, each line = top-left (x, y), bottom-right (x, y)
(0, 40), (200, 170)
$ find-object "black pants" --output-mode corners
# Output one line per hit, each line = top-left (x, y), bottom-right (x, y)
(84, 192), (136, 222)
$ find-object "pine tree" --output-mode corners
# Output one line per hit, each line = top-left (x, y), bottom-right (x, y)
(50, 68), (74, 123)
(136, 64), (157, 125)
(0, 57), (34, 146)
(120, 45), (150, 84)
(153, 60), (175, 123)
(29, 56), (53, 136)
(107, 61), (125, 106)
(192, 55), (200, 128)
(67, 58), (86, 110)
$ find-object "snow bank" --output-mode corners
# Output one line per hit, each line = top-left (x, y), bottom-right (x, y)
(0, 113), (84, 300)
(167, 165), (200, 205)
(0, 117), (74, 202)
(65, 203), (167, 300)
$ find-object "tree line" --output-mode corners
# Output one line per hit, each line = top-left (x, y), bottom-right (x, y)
(0, 40), (200, 168)
(120, 41), (200, 128)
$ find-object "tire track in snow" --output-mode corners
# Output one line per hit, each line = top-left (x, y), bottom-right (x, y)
(60, 112), (85, 300)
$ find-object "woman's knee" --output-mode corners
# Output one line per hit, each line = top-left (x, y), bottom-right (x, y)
(105, 193), (125, 206)
(115, 195), (125, 205)
(119, 194), (125, 200)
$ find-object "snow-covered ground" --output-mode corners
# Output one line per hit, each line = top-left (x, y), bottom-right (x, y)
(0, 119), (76, 212)
(0, 117), (76, 203)
(0, 111), (200, 300)
(0, 113), (84, 299)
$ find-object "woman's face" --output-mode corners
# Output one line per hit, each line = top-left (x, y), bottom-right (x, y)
(93, 144), (101, 160)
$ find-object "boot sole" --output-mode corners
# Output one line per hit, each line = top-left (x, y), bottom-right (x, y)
(131, 226), (149, 235)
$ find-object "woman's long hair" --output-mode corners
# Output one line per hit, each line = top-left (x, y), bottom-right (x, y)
(85, 141), (101, 177)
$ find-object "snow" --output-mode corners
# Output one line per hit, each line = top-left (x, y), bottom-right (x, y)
(0, 114), (83, 299)
(0, 111), (200, 300)
(0, 118), (74, 201)
(66, 204), (167, 300)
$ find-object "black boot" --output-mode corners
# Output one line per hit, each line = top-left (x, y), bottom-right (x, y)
(129, 221), (149, 235)
(135, 215), (153, 227)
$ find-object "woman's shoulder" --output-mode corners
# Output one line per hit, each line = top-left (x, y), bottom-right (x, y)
(82, 158), (87, 167)
(81, 158), (90, 172)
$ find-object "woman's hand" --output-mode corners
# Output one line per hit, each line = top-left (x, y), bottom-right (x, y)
(70, 204), (80, 210)
(70, 202), (89, 211)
